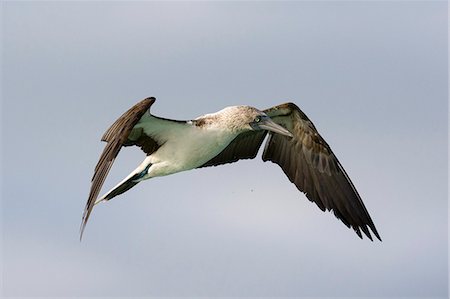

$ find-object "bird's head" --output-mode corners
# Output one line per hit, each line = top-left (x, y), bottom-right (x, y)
(221, 106), (293, 137)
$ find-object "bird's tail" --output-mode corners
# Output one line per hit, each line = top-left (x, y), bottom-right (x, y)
(94, 161), (152, 206)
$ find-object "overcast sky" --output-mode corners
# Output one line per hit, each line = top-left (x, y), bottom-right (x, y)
(1, 1), (448, 298)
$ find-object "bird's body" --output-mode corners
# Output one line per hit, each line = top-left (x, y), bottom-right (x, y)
(81, 97), (381, 241)
(130, 118), (236, 178)
(145, 107), (247, 174)
(97, 105), (272, 202)
(134, 117), (234, 177)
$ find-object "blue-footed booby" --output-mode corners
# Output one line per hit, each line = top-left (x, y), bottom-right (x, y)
(81, 97), (381, 241)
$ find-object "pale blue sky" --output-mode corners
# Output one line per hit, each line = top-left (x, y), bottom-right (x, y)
(1, 1), (448, 298)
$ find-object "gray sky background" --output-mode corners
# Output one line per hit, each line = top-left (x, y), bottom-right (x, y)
(1, 1), (448, 298)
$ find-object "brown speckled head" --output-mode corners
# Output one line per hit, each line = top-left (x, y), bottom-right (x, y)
(194, 105), (265, 133)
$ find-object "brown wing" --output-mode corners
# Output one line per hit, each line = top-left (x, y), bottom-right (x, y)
(198, 130), (267, 168)
(80, 97), (158, 239)
(262, 103), (381, 241)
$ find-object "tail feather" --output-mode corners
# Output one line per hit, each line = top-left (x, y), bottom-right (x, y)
(95, 180), (140, 205)
(80, 159), (153, 240)
(95, 162), (152, 205)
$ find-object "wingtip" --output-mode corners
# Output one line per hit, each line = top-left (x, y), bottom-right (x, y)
(362, 225), (382, 242)
(79, 221), (86, 242)
(373, 229), (382, 242)
(367, 220), (382, 241)
(79, 208), (92, 242)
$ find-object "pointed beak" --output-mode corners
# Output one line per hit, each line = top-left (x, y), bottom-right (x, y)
(258, 118), (293, 137)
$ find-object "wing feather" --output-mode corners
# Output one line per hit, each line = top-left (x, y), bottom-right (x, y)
(263, 102), (381, 241)
(198, 130), (267, 168)
(80, 97), (156, 239)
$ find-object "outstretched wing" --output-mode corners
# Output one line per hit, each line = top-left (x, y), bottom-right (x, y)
(81, 97), (193, 239)
(80, 97), (185, 238)
(81, 97), (158, 239)
(262, 102), (381, 241)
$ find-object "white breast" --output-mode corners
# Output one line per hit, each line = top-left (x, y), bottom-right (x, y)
(147, 125), (237, 177)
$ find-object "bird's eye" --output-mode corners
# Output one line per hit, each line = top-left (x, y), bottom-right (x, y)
(254, 116), (261, 123)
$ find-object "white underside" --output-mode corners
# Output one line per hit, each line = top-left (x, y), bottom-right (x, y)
(95, 115), (239, 205)
(145, 125), (236, 177)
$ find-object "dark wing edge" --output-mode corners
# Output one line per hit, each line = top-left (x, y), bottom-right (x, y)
(80, 97), (156, 240)
(198, 130), (268, 168)
(263, 102), (381, 241)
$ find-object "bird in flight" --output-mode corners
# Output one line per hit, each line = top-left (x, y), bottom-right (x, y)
(81, 97), (381, 241)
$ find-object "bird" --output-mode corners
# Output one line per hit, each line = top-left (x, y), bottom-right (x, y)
(80, 97), (381, 241)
